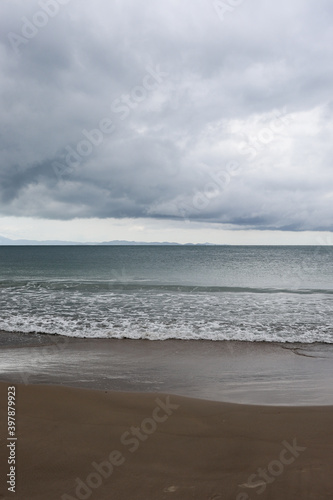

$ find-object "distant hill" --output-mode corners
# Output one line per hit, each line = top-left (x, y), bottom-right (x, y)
(0, 235), (216, 246)
(0, 235), (82, 245)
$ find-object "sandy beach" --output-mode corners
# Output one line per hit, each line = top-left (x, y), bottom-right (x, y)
(0, 336), (333, 499)
(0, 380), (333, 500)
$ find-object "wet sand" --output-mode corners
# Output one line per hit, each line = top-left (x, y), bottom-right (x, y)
(1, 332), (333, 405)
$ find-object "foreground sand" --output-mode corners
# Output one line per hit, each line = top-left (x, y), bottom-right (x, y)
(0, 382), (333, 499)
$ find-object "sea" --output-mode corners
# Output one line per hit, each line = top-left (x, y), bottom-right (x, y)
(0, 245), (332, 343)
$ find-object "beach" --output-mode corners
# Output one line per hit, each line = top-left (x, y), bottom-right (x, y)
(1, 382), (333, 500)
(1, 336), (333, 499)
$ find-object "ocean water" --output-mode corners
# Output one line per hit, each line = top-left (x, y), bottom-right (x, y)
(0, 246), (332, 343)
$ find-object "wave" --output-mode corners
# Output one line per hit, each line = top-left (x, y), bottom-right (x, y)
(1, 323), (333, 344)
(1, 278), (332, 344)
(1, 280), (333, 295)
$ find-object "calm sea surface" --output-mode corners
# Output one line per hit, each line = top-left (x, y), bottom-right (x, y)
(0, 246), (332, 343)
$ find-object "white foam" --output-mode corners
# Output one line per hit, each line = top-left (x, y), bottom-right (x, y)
(1, 287), (332, 343)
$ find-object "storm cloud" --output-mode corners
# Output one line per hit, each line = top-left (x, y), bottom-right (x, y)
(1, 0), (333, 231)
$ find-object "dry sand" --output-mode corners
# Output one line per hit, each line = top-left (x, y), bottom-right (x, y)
(1, 381), (333, 500)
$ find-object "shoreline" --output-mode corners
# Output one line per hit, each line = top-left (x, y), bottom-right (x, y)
(1, 381), (333, 499)
(1, 328), (333, 346)
(2, 328), (333, 346)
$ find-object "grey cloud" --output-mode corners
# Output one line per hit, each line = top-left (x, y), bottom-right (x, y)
(0, 0), (332, 230)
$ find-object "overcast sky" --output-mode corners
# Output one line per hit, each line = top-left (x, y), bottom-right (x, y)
(0, 0), (332, 244)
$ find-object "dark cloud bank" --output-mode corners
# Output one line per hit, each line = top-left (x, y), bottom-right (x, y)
(0, 0), (333, 230)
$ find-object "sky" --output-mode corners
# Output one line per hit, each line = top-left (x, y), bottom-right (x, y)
(0, 0), (332, 244)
